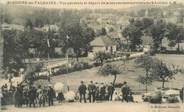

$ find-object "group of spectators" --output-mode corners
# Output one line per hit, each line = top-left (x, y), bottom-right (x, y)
(1, 84), (16, 105)
(15, 84), (56, 107)
(0, 83), (56, 107)
(0, 81), (134, 108)
(78, 81), (134, 103)
(1, 83), (57, 107)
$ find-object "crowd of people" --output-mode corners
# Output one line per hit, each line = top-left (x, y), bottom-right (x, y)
(77, 81), (133, 103)
(1, 83), (57, 107)
(1, 84), (16, 105)
(0, 81), (133, 108)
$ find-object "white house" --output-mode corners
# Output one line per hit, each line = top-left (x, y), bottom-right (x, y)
(35, 24), (59, 32)
(90, 35), (117, 54)
(42, 24), (59, 32)
(1, 23), (24, 31)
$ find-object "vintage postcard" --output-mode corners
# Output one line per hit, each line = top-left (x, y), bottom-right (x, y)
(0, 0), (184, 112)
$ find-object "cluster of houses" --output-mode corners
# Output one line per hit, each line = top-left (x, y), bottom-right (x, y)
(1, 23), (120, 58)
(2, 5), (184, 59)
(1, 23), (59, 32)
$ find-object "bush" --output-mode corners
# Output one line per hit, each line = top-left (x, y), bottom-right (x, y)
(73, 62), (84, 71)
(94, 52), (113, 64)
(72, 62), (92, 71)
(54, 65), (68, 75)
(53, 61), (93, 76)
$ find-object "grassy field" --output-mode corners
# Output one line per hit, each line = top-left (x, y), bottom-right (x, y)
(39, 54), (184, 94)
(156, 54), (184, 66)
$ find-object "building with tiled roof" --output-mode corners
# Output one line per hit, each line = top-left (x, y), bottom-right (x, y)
(90, 35), (117, 54)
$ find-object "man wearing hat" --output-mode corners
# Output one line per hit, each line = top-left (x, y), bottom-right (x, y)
(95, 82), (100, 101)
(78, 81), (87, 103)
(180, 86), (184, 103)
(99, 83), (106, 101)
(107, 82), (115, 101)
(121, 81), (129, 102)
(28, 86), (37, 107)
(47, 85), (55, 106)
(88, 81), (96, 103)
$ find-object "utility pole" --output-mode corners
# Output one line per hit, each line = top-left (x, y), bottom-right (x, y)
(66, 35), (70, 91)
(47, 26), (51, 82)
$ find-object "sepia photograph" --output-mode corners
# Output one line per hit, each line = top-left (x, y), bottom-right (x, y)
(0, 0), (184, 112)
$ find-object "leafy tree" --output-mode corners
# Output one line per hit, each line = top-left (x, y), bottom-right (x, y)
(18, 29), (48, 58)
(101, 27), (107, 35)
(3, 30), (25, 72)
(135, 55), (154, 92)
(98, 64), (121, 86)
(165, 23), (184, 52)
(151, 60), (179, 88)
(136, 56), (181, 90)
(64, 23), (94, 61)
(137, 76), (153, 92)
(23, 63), (44, 85)
(148, 20), (166, 52)
(25, 19), (33, 29)
(141, 18), (154, 30)
(58, 11), (95, 61)
(136, 55), (181, 89)
(122, 24), (143, 51)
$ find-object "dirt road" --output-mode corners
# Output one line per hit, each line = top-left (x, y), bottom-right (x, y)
(2, 102), (150, 112)
(2, 102), (183, 112)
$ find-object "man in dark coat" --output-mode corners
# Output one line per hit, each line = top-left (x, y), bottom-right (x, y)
(37, 86), (44, 107)
(28, 86), (37, 107)
(180, 87), (184, 103)
(99, 83), (106, 101)
(13, 85), (23, 107)
(107, 82), (115, 101)
(23, 87), (29, 107)
(95, 82), (100, 101)
(47, 85), (55, 106)
(13, 88), (20, 107)
(121, 81), (130, 102)
(88, 81), (96, 103)
(78, 81), (87, 103)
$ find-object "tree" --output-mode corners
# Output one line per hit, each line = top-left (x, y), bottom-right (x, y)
(136, 54), (181, 89)
(98, 64), (121, 86)
(151, 60), (179, 88)
(3, 30), (25, 72)
(23, 63), (44, 85)
(141, 18), (154, 30)
(58, 10), (95, 61)
(135, 55), (154, 92)
(148, 19), (166, 52)
(122, 24), (143, 51)
(165, 23), (184, 53)
(18, 29), (48, 58)
(101, 27), (107, 36)
(25, 19), (33, 29)
(64, 24), (94, 61)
